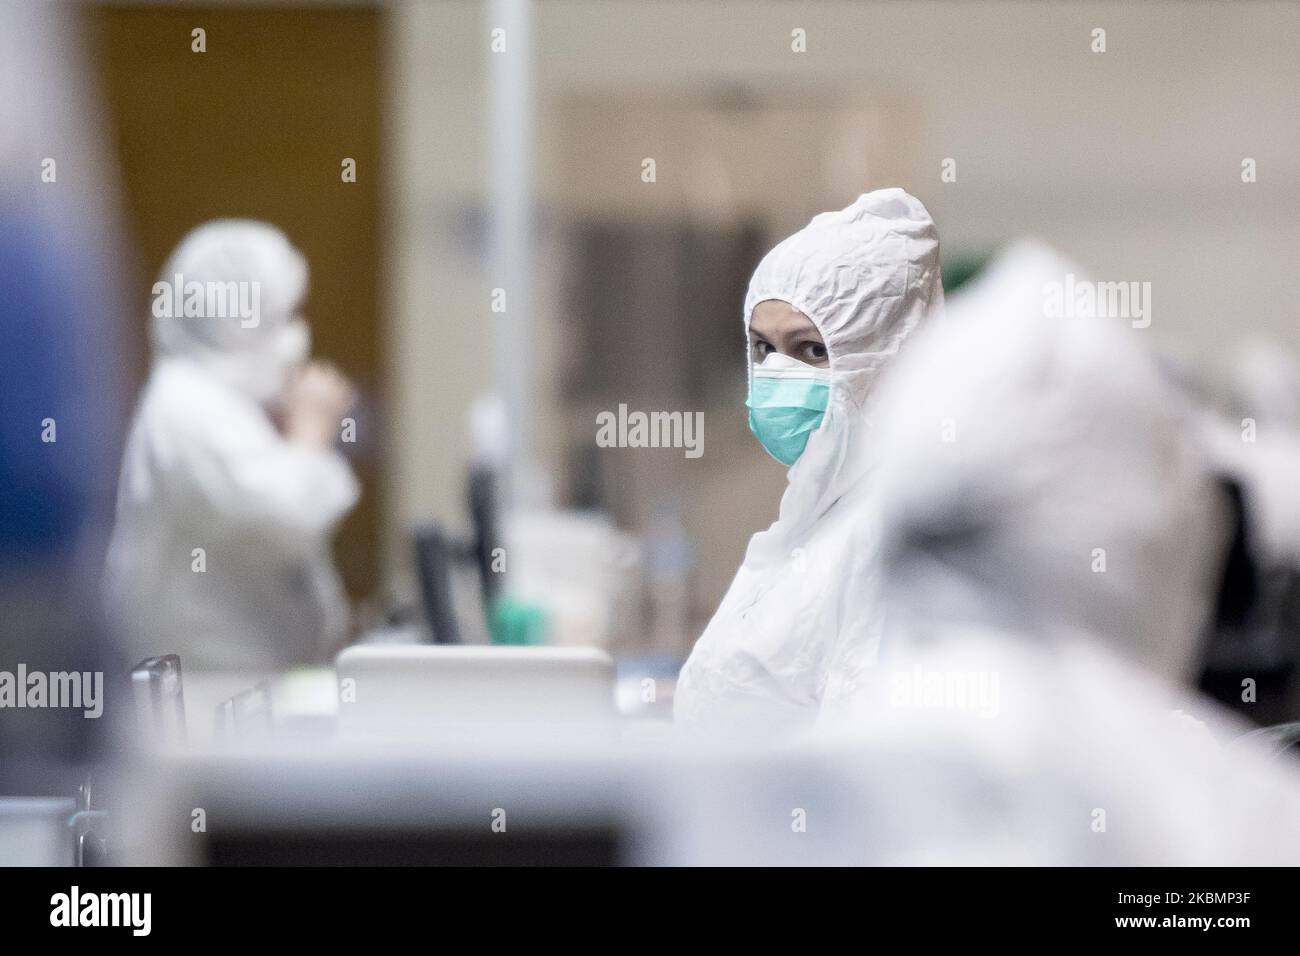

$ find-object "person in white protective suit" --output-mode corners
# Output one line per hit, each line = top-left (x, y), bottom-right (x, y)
(815, 243), (1300, 864)
(106, 220), (359, 672)
(674, 189), (944, 739)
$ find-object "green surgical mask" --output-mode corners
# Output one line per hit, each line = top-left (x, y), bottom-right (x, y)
(746, 357), (831, 466)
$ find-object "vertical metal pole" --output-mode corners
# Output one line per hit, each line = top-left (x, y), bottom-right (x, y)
(486, 0), (533, 509)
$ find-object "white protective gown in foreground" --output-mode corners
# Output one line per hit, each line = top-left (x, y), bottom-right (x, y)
(815, 244), (1300, 864)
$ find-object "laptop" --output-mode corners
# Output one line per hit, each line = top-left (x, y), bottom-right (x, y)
(334, 644), (616, 740)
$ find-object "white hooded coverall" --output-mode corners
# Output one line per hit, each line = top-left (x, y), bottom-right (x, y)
(674, 189), (944, 740)
(105, 220), (359, 672)
(812, 243), (1300, 864)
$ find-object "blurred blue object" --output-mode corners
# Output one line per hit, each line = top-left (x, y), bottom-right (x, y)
(0, 211), (98, 558)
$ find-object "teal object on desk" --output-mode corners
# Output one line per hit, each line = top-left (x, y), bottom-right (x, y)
(489, 595), (550, 646)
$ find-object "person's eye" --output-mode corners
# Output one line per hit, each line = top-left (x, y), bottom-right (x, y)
(801, 342), (828, 362)
(753, 340), (774, 360)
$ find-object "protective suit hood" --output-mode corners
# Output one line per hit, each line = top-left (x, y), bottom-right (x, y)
(804, 245), (1300, 867)
(864, 241), (1227, 681)
(742, 188), (943, 564)
(151, 219), (310, 401)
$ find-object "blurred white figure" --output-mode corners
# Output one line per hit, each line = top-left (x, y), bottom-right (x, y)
(675, 189), (943, 740)
(107, 221), (359, 671)
(1232, 336), (1300, 429)
(941, 238), (1084, 327)
(818, 247), (1300, 864)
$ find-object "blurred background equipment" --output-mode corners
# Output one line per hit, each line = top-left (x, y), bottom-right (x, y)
(412, 523), (464, 644)
(334, 644), (616, 742)
(130, 655), (187, 748)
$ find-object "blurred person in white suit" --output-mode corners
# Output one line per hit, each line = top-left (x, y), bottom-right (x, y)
(106, 220), (359, 672)
(816, 242), (1300, 864)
